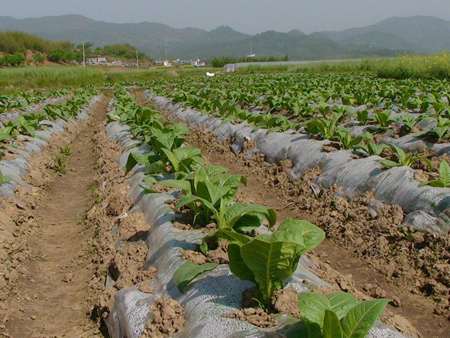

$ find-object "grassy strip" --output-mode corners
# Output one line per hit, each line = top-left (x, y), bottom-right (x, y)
(0, 66), (104, 92)
(235, 52), (450, 79)
(234, 59), (386, 74)
(0, 66), (218, 92)
(375, 52), (450, 79)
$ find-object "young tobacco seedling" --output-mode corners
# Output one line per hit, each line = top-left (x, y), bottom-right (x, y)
(354, 133), (389, 157)
(420, 159), (450, 188)
(0, 169), (12, 185)
(373, 110), (395, 129)
(334, 129), (363, 150)
(380, 144), (432, 171)
(305, 118), (339, 140)
(215, 219), (325, 308)
(290, 291), (390, 338)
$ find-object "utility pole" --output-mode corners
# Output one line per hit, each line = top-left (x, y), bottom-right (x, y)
(136, 49), (139, 70)
(82, 42), (86, 67)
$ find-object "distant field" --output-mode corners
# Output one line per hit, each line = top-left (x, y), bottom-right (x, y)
(1, 52), (449, 93)
(0, 66), (217, 92)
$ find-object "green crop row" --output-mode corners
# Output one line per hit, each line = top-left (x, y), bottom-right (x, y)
(0, 88), (70, 114)
(0, 87), (99, 184)
(138, 73), (450, 186)
(107, 88), (390, 338)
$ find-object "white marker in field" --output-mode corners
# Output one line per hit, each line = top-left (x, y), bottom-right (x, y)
(206, 72), (215, 77)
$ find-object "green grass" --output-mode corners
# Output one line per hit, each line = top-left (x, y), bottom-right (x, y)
(235, 53), (450, 79)
(0, 65), (219, 92)
(0, 66), (104, 92)
(234, 59), (387, 75)
(374, 52), (450, 79)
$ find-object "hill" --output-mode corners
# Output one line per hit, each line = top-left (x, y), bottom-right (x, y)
(323, 15), (450, 53)
(0, 14), (448, 60)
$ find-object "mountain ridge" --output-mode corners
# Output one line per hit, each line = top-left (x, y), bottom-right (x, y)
(0, 14), (448, 59)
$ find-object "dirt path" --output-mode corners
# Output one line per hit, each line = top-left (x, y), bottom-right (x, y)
(3, 97), (110, 338)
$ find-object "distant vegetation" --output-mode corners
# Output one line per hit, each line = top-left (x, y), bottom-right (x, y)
(95, 43), (148, 61)
(0, 66), (216, 92)
(235, 53), (450, 80)
(0, 31), (148, 67)
(211, 55), (289, 67)
(375, 52), (450, 79)
(0, 31), (72, 55)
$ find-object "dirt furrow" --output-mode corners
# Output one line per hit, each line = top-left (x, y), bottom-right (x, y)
(3, 96), (110, 338)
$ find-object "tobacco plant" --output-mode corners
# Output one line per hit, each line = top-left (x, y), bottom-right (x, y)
(0, 169), (12, 185)
(373, 110), (395, 129)
(291, 292), (390, 338)
(334, 129), (363, 150)
(380, 144), (432, 171)
(217, 219), (325, 308)
(420, 159), (450, 187)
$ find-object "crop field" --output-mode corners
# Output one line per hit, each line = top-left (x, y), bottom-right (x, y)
(0, 66), (449, 338)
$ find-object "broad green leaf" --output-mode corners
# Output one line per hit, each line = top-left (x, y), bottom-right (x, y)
(197, 181), (231, 206)
(389, 144), (407, 162)
(225, 203), (276, 231)
(297, 292), (330, 327)
(422, 159), (450, 187)
(206, 165), (229, 177)
(241, 238), (298, 305)
(161, 148), (180, 172)
(285, 321), (310, 338)
(173, 261), (218, 293)
(379, 159), (400, 168)
(125, 152), (150, 174)
(325, 292), (361, 319)
(194, 166), (209, 190)
(24, 124), (36, 137)
(306, 322), (324, 338)
(145, 160), (167, 174)
(323, 310), (343, 338)
(176, 194), (219, 226)
(274, 219), (325, 255)
(228, 242), (256, 284)
(176, 194), (214, 213)
(170, 122), (191, 136)
(438, 159), (450, 186)
(157, 179), (192, 195)
(208, 228), (252, 245)
(341, 299), (390, 338)
(211, 173), (247, 188)
(433, 126), (448, 139)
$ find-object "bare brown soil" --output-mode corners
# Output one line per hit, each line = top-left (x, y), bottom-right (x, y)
(0, 97), (110, 337)
(133, 90), (449, 338)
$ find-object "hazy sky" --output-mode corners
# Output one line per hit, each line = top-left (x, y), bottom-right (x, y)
(2, 0), (450, 34)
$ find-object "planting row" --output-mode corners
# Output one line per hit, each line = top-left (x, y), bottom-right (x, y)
(0, 88), (71, 118)
(0, 88), (101, 197)
(104, 88), (405, 338)
(146, 86), (450, 233)
(144, 73), (450, 167)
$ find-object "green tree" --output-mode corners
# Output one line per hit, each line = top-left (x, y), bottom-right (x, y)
(33, 52), (45, 65)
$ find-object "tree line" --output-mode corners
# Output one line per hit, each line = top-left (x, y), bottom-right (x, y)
(0, 31), (149, 67)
